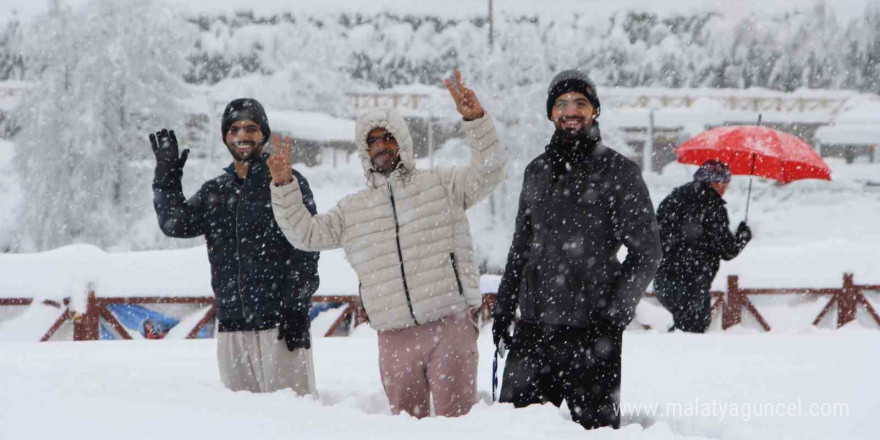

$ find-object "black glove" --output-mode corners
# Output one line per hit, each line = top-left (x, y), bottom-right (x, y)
(492, 316), (513, 349)
(736, 221), (753, 244)
(149, 129), (189, 185)
(277, 308), (311, 351)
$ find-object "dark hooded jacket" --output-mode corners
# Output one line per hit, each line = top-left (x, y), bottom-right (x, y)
(493, 127), (661, 330)
(655, 181), (747, 284)
(153, 154), (319, 331)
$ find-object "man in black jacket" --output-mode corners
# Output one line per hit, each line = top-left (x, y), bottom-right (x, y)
(492, 70), (661, 430)
(654, 160), (752, 333)
(150, 98), (319, 394)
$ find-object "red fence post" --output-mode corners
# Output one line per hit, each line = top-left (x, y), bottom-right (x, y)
(481, 294), (497, 323)
(838, 273), (857, 328)
(722, 275), (742, 329)
(73, 290), (100, 341)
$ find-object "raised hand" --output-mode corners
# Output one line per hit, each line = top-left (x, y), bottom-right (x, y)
(268, 133), (294, 186)
(149, 129), (189, 181)
(445, 69), (485, 121)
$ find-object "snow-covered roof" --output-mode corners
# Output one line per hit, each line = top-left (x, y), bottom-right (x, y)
(815, 125), (880, 146)
(832, 99), (880, 126)
(601, 86), (866, 126)
(815, 99), (880, 146)
(349, 83), (459, 119)
(351, 84), (874, 125)
(266, 111), (355, 142)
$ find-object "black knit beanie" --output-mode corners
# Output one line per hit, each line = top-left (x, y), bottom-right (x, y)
(694, 160), (732, 183)
(546, 69), (601, 120)
(221, 98), (271, 145)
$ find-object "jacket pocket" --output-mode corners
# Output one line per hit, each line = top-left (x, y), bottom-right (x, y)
(450, 253), (465, 297)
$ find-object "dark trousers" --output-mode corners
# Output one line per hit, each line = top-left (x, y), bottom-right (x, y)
(499, 322), (622, 430)
(654, 275), (712, 333)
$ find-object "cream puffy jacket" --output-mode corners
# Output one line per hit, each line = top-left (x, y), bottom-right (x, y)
(271, 108), (507, 331)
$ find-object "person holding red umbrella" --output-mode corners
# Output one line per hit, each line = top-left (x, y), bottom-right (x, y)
(654, 160), (752, 333)
(658, 119), (831, 333)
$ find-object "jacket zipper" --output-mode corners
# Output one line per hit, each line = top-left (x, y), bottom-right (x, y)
(450, 252), (464, 297)
(387, 179), (419, 325)
(234, 173), (249, 322)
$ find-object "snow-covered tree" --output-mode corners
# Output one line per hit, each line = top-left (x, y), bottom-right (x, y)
(0, 14), (26, 81)
(13, 0), (193, 250)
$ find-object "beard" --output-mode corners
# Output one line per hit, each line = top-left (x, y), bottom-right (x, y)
(546, 118), (602, 182)
(371, 149), (400, 173)
(552, 117), (594, 149)
(226, 140), (263, 162)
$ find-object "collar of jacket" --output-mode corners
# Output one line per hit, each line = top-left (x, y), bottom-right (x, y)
(544, 126), (607, 183)
(545, 124), (605, 165)
(691, 181), (727, 205)
(223, 153), (269, 179)
(366, 161), (409, 188)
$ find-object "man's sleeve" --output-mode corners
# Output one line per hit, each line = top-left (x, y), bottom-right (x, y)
(270, 175), (346, 252)
(702, 203), (746, 261)
(436, 112), (508, 210)
(607, 161), (662, 328)
(286, 171), (321, 311)
(493, 173), (532, 322)
(152, 174), (207, 238)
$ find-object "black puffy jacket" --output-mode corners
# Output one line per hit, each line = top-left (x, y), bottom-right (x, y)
(153, 154), (319, 331)
(494, 140), (661, 329)
(656, 181), (747, 284)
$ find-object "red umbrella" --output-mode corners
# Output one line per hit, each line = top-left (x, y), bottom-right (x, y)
(675, 125), (831, 184)
(675, 121), (831, 220)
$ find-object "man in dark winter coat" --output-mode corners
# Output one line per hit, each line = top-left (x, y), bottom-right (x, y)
(150, 98), (319, 394)
(654, 160), (752, 333)
(492, 70), (661, 430)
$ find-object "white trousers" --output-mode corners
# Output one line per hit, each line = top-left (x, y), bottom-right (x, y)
(217, 327), (316, 395)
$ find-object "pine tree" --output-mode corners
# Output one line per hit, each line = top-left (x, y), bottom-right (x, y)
(13, 0), (192, 250)
(0, 15), (26, 81)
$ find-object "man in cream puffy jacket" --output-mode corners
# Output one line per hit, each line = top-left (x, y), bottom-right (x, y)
(268, 70), (506, 418)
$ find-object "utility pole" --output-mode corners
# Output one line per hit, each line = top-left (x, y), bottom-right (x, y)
(643, 107), (655, 173)
(488, 0), (494, 49)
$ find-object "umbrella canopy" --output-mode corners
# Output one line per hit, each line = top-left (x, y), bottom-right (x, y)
(675, 125), (831, 184)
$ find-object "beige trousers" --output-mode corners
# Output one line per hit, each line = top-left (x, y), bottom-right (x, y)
(378, 313), (479, 418)
(217, 327), (316, 395)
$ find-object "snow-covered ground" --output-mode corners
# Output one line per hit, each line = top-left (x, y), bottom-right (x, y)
(1, 327), (876, 440)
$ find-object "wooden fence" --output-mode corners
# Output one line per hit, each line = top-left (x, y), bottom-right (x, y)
(0, 295), (365, 341)
(1, 273), (877, 341)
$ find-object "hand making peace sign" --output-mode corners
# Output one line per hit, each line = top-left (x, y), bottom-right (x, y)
(267, 133), (294, 186)
(445, 69), (485, 121)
